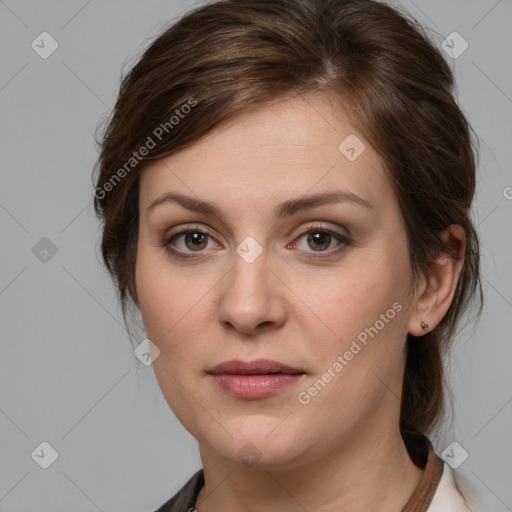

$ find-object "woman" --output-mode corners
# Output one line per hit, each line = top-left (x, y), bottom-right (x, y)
(93, 0), (482, 510)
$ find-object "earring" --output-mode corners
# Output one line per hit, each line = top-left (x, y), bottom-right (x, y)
(421, 321), (430, 332)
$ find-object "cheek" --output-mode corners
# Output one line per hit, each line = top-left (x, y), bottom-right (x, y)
(135, 246), (222, 442)
(313, 253), (409, 344)
(135, 244), (184, 345)
(135, 243), (212, 366)
(135, 248), (168, 340)
(295, 268), (409, 430)
(298, 244), (412, 409)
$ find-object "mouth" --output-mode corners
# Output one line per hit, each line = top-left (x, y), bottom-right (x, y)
(208, 358), (304, 375)
(207, 359), (306, 399)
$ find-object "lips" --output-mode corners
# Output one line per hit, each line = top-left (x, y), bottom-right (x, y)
(208, 359), (305, 399)
(208, 358), (304, 375)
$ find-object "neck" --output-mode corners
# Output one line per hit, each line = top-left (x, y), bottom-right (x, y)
(195, 421), (424, 512)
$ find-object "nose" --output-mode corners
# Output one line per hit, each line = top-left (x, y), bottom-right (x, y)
(217, 249), (287, 336)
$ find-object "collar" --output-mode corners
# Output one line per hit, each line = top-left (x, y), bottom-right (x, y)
(400, 430), (445, 511)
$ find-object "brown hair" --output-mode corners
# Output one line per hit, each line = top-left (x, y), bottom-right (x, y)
(93, 0), (482, 435)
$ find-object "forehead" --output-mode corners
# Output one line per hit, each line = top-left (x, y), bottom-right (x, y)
(139, 95), (394, 214)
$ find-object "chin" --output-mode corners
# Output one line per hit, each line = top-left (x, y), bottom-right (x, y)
(197, 419), (317, 470)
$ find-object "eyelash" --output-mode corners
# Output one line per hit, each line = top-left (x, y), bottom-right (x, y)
(162, 224), (352, 260)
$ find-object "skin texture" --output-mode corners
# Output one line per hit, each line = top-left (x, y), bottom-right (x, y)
(135, 95), (465, 511)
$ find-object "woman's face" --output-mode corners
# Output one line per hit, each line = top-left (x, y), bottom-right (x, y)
(136, 95), (418, 469)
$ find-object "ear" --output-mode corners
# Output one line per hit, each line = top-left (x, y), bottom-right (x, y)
(408, 224), (466, 337)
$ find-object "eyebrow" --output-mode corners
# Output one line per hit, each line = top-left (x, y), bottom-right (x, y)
(147, 190), (375, 220)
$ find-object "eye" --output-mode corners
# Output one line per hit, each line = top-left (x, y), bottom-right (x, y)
(162, 223), (351, 260)
(164, 228), (218, 256)
(291, 225), (351, 255)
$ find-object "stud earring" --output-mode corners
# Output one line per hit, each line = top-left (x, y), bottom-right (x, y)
(421, 321), (430, 332)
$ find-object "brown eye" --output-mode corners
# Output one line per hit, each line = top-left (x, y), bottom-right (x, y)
(184, 231), (209, 251)
(306, 231), (332, 251)
(291, 225), (352, 257)
(166, 229), (215, 255)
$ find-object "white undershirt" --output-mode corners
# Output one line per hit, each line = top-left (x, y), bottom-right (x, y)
(427, 463), (472, 512)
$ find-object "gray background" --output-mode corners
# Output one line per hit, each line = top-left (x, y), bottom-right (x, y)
(0, 0), (510, 510)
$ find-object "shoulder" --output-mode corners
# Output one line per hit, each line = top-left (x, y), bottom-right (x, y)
(153, 469), (204, 512)
(427, 462), (472, 512)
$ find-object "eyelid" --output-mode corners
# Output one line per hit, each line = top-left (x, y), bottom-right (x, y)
(292, 222), (350, 241)
(164, 224), (212, 241)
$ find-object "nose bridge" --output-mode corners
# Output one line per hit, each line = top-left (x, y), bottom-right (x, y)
(217, 240), (285, 333)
